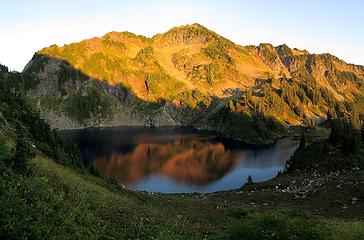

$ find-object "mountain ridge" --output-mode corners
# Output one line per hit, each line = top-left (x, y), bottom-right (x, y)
(21, 23), (364, 143)
(34, 23), (364, 69)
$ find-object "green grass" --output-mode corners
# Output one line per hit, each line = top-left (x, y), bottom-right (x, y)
(328, 220), (364, 240)
(29, 156), (221, 239)
(41, 94), (62, 112)
(2, 153), (364, 239)
(217, 212), (330, 240)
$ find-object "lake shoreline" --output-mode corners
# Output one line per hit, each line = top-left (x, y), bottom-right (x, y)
(60, 126), (299, 194)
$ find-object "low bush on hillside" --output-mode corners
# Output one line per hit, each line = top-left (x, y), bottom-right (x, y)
(217, 212), (330, 240)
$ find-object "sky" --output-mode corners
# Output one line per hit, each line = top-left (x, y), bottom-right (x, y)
(1, 0), (363, 71)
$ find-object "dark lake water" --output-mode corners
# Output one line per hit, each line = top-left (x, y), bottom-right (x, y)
(60, 127), (299, 193)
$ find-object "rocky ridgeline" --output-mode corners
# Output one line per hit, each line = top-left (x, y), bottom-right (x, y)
(21, 24), (364, 143)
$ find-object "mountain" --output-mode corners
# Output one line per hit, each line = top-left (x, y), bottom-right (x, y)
(22, 23), (364, 143)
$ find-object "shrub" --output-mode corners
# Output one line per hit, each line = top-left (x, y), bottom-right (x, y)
(0, 135), (13, 168)
(329, 119), (360, 153)
(217, 212), (329, 240)
(12, 124), (35, 173)
(203, 41), (234, 64)
(65, 87), (113, 123)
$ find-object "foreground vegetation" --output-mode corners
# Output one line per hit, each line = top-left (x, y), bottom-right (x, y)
(1, 147), (364, 239)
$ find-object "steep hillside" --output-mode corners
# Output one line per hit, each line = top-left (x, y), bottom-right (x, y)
(23, 24), (364, 143)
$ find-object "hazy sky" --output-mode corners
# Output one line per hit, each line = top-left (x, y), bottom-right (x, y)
(1, 0), (363, 71)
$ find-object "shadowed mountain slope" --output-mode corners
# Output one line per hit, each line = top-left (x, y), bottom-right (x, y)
(22, 24), (364, 143)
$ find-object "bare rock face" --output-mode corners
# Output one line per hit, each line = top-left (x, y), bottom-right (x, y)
(26, 57), (62, 98)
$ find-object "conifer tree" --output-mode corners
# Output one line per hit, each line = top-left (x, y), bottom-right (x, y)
(299, 133), (307, 149)
(12, 124), (34, 173)
(246, 175), (253, 185)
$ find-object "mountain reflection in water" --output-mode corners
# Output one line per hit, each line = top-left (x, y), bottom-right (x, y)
(60, 127), (299, 193)
(94, 141), (235, 185)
